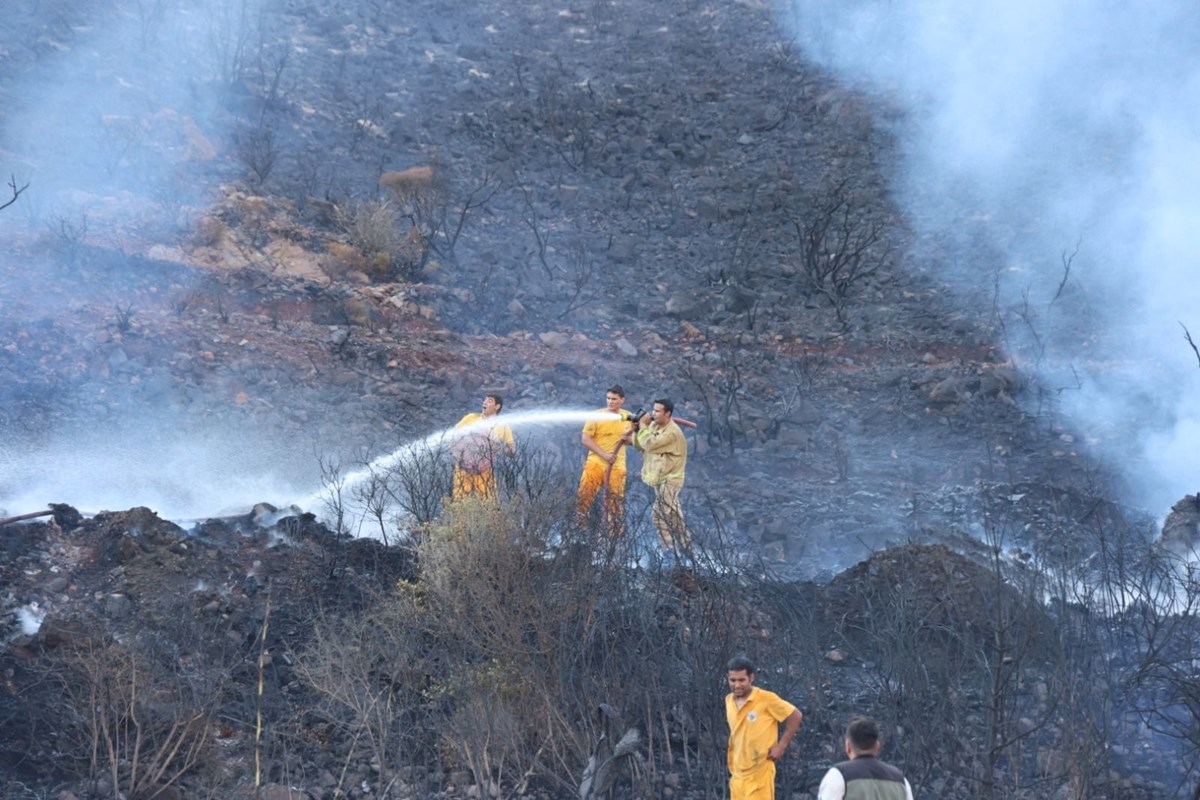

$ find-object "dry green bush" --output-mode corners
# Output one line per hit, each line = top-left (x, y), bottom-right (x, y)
(379, 163), (495, 273)
(190, 216), (226, 248)
(322, 241), (369, 280)
(379, 166), (440, 210)
(335, 198), (400, 253)
(333, 199), (411, 280)
(411, 498), (644, 792)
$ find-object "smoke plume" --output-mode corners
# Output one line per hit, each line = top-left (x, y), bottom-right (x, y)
(779, 0), (1200, 515)
(0, 0), (298, 520)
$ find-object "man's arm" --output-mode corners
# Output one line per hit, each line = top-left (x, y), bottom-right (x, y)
(581, 431), (614, 462)
(630, 426), (646, 452)
(816, 766), (845, 800)
(767, 708), (802, 761)
(634, 423), (666, 453)
(638, 423), (687, 455)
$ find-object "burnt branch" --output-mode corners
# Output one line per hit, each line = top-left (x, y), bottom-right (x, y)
(554, 242), (599, 321)
(790, 177), (894, 326)
(1, 174), (29, 212)
(519, 185), (554, 281)
(1049, 238), (1081, 307)
(436, 167), (501, 259)
(1182, 322), (1200, 369)
(234, 119), (278, 188)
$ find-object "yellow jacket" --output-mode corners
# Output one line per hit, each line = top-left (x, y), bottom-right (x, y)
(633, 420), (687, 486)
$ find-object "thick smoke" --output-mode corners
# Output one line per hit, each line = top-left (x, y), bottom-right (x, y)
(0, 0), (309, 521)
(0, 1), (263, 214)
(780, 0), (1200, 515)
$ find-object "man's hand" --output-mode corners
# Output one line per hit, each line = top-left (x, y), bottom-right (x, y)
(769, 709), (803, 761)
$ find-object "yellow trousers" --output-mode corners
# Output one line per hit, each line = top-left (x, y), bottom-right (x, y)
(452, 467), (497, 500)
(729, 762), (775, 800)
(576, 460), (626, 534)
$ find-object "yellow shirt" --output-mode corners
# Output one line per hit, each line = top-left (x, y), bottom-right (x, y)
(452, 413), (514, 473)
(582, 408), (633, 471)
(726, 687), (797, 777)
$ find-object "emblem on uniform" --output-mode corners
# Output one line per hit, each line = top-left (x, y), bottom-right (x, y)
(748, 711), (758, 722)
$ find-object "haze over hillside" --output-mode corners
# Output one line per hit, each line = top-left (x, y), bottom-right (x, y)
(782, 0), (1200, 515)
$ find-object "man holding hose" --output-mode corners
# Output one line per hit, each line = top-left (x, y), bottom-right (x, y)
(577, 384), (634, 534)
(627, 398), (689, 553)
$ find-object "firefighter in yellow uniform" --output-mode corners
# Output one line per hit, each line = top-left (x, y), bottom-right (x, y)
(576, 384), (633, 533)
(630, 398), (689, 551)
(725, 656), (803, 800)
(451, 394), (515, 500)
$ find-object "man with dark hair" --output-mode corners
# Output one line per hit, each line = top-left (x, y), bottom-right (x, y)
(817, 716), (913, 800)
(577, 384), (634, 533)
(626, 398), (689, 552)
(725, 656), (803, 800)
(450, 393), (515, 500)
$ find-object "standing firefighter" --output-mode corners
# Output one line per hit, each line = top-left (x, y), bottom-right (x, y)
(450, 393), (515, 500)
(577, 384), (634, 534)
(725, 656), (804, 800)
(627, 398), (689, 553)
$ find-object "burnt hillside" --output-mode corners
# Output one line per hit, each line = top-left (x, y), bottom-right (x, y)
(2, 0), (1198, 799)
(0, 0), (1113, 573)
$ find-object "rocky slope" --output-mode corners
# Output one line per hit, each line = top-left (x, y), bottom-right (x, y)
(0, 0), (1121, 574)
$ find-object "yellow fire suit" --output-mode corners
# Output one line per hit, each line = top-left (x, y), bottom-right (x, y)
(451, 412), (514, 500)
(726, 687), (798, 800)
(577, 408), (633, 532)
(633, 419), (688, 549)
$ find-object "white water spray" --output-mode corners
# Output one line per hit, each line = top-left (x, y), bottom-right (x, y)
(0, 423), (315, 524)
(294, 408), (624, 532)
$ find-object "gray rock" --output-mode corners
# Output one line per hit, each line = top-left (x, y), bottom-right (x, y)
(104, 593), (132, 619)
(538, 331), (570, 347)
(665, 292), (700, 318)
